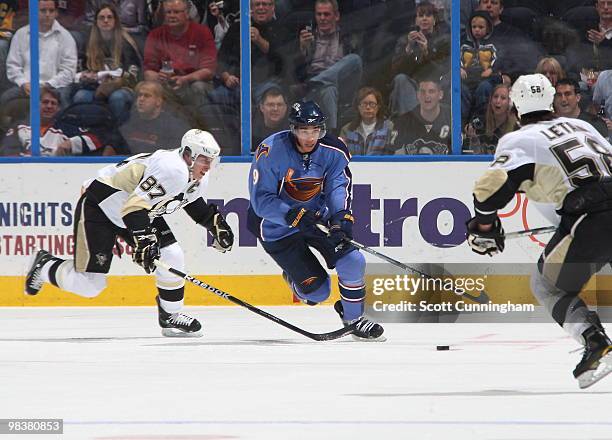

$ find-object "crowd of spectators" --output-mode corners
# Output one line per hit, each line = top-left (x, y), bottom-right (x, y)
(461, 0), (612, 153)
(3, 0), (612, 157)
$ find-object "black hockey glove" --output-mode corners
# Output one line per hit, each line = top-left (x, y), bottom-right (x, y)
(203, 205), (234, 253)
(132, 229), (160, 273)
(466, 217), (505, 257)
(285, 207), (319, 233)
(328, 210), (354, 250)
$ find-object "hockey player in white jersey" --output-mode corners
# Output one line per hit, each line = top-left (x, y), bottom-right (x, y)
(466, 74), (612, 388)
(24, 129), (234, 337)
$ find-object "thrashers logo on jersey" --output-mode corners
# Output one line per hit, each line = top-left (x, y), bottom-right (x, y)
(283, 168), (324, 202)
(256, 143), (270, 161)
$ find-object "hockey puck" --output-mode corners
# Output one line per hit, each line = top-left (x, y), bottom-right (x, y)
(436, 345), (450, 351)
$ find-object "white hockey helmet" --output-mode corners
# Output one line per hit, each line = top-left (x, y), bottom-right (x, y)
(509, 73), (556, 117)
(179, 129), (221, 163)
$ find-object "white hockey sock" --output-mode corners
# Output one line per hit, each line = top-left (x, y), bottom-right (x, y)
(159, 297), (184, 314)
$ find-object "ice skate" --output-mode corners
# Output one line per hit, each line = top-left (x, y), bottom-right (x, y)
(573, 322), (612, 389)
(156, 296), (203, 338)
(24, 249), (57, 295)
(334, 300), (386, 342)
(282, 271), (317, 306)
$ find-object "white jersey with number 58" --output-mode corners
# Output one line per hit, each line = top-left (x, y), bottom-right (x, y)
(83, 149), (209, 228)
(474, 117), (612, 225)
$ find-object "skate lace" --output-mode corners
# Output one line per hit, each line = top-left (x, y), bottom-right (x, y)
(355, 318), (376, 333)
(30, 268), (44, 290)
(169, 313), (194, 327)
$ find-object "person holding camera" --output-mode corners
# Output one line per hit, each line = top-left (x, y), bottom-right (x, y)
(464, 83), (518, 154)
(389, 1), (450, 117)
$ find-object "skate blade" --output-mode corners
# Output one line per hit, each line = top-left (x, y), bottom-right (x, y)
(161, 328), (203, 338)
(578, 352), (612, 389)
(351, 334), (387, 342)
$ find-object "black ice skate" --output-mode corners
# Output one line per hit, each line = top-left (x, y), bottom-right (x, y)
(573, 315), (612, 389)
(156, 296), (203, 338)
(24, 249), (58, 295)
(334, 300), (386, 342)
(282, 271), (317, 306)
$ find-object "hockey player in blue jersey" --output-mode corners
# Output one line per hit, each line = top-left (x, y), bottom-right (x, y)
(248, 100), (385, 341)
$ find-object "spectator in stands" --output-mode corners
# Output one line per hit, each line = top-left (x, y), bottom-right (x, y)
(0, 0), (18, 93)
(592, 68), (612, 120)
(390, 78), (450, 154)
(389, 1), (450, 117)
(340, 86), (395, 155)
(72, 3), (142, 124)
(478, 0), (523, 39)
(207, 0), (231, 48)
(120, 80), (190, 153)
(293, 0), (363, 132)
(464, 83), (518, 154)
(207, 0), (285, 127)
(535, 56), (566, 87)
(144, 0), (217, 107)
(251, 87), (288, 151)
(85, 0), (147, 35)
(566, 0), (612, 78)
(2, 0), (77, 107)
(0, 86), (119, 156)
(554, 77), (609, 137)
(0, 87), (60, 156)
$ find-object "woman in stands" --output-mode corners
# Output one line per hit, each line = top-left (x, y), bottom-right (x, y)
(339, 86), (395, 156)
(73, 3), (142, 124)
(535, 56), (566, 87)
(465, 83), (519, 154)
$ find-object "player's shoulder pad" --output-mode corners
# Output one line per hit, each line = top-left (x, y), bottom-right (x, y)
(148, 150), (189, 191)
(255, 130), (290, 162)
(318, 134), (351, 162)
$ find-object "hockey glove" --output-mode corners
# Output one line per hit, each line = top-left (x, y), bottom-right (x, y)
(132, 229), (160, 273)
(328, 210), (354, 250)
(285, 207), (319, 233)
(203, 205), (234, 253)
(466, 217), (505, 257)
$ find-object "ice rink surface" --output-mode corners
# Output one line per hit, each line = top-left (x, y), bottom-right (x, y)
(1, 306), (612, 440)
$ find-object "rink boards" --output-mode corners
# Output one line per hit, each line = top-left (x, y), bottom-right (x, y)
(0, 161), (593, 306)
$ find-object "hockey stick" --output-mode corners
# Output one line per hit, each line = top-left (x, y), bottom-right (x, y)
(315, 224), (489, 304)
(153, 260), (357, 341)
(501, 225), (557, 240)
(470, 225), (557, 241)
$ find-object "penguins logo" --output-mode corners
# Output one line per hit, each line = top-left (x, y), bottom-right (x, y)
(283, 168), (324, 202)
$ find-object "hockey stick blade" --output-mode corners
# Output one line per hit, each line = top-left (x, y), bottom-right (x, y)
(154, 260), (356, 341)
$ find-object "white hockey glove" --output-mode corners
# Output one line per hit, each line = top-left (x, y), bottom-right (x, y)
(205, 206), (234, 253)
(466, 217), (505, 257)
(132, 229), (160, 273)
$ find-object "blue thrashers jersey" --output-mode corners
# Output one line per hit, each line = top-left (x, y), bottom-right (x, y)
(248, 130), (352, 242)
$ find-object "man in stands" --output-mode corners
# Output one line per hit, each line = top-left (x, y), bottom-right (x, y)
(143, 0), (217, 107)
(2, 0), (77, 106)
(554, 78), (608, 138)
(251, 87), (288, 151)
(391, 78), (451, 154)
(293, 0), (363, 133)
(121, 80), (191, 154)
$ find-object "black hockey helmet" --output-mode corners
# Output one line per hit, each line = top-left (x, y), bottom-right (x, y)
(288, 100), (327, 139)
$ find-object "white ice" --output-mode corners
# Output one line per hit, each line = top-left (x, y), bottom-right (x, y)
(1, 306), (611, 440)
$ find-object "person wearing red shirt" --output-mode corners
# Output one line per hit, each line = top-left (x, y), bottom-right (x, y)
(144, 0), (217, 106)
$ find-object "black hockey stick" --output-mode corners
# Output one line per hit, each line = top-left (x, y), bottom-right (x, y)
(153, 260), (357, 341)
(315, 224), (489, 304)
